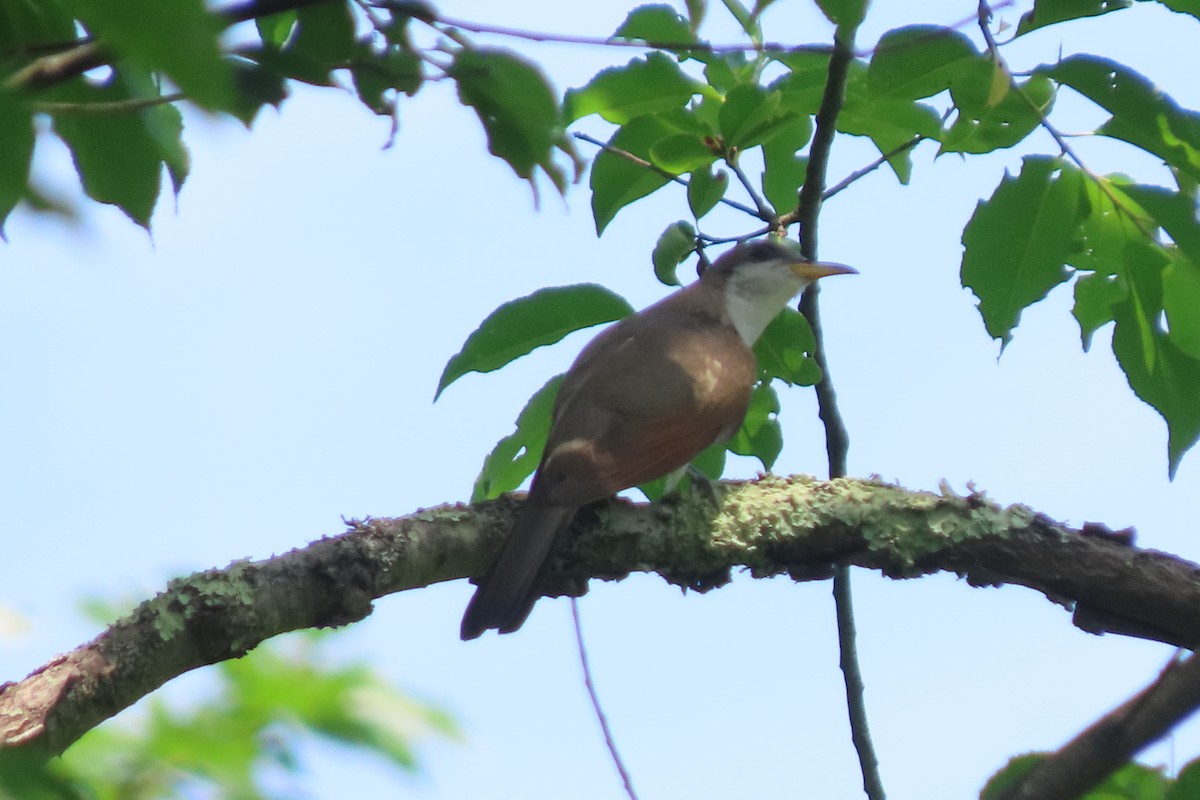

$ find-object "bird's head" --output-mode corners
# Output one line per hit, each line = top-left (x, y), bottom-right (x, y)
(706, 237), (856, 345)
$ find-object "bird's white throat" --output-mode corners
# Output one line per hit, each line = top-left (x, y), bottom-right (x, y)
(722, 267), (808, 346)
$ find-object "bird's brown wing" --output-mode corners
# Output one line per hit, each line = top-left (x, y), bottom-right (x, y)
(534, 310), (755, 506)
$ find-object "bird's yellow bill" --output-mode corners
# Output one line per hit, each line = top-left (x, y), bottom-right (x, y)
(790, 261), (858, 280)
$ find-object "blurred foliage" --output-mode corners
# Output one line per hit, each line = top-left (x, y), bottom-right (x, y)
(983, 752), (1200, 799)
(0, 630), (457, 799)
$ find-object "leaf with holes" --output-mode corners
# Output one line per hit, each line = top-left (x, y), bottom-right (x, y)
(472, 376), (563, 502)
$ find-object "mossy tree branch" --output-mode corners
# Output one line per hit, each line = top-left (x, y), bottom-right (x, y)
(0, 475), (1191, 762)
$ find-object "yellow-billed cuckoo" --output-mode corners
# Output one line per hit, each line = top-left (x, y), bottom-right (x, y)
(461, 237), (855, 640)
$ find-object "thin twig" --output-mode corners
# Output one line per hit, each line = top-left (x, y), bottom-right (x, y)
(820, 135), (927, 202)
(793, 21), (888, 800)
(33, 92), (185, 115)
(571, 598), (639, 800)
(726, 149), (776, 223)
(571, 131), (762, 218)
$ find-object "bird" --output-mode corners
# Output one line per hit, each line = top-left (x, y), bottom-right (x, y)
(460, 236), (855, 640)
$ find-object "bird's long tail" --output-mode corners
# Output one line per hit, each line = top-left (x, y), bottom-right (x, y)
(460, 502), (576, 640)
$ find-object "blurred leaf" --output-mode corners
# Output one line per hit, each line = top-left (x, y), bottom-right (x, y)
(451, 48), (571, 194)
(728, 382), (783, 469)
(228, 57), (290, 125)
(754, 308), (821, 385)
(1169, 758), (1200, 799)
(961, 156), (1085, 346)
(352, 42), (423, 115)
(815, 0), (868, 27)
(1118, 182), (1200, 268)
(290, 0), (356, 66)
(1163, 253), (1200, 360)
(649, 131), (720, 172)
(0, 0), (74, 52)
(719, 0), (761, 39)
(1073, 272), (1127, 350)
(436, 284), (633, 399)
(612, 4), (695, 46)
(590, 113), (676, 234)
(760, 117), (811, 215)
(638, 438), (727, 501)
(719, 84), (797, 150)
(685, 0), (708, 32)
(51, 73), (188, 228)
(687, 166), (728, 219)
(0, 89), (34, 234)
(0, 750), (80, 800)
(56, 632), (455, 799)
(256, 10), (297, 47)
(1016, 0), (1132, 35)
(942, 74), (1056, 155)
(867, 25), (983, 101)
(980, 754), (1050, 800)
(1045, 55), (1200, 184)
(565, 52), (708, 124)
(1156, 0), (1200, 18)
(61, 0), (233, 110)
(473, 375), (563, 502)
(652, 220), (696, 286)
(1111, 244), (1200, 478)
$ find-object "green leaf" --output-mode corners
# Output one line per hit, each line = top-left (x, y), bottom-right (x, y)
(61, 0), (233, 110)
(719, 0), (761, 39)
(1156, 0), (1200, 18)
(815, 0), (868, 27)
(51, 73), (187, 228)
(638, 438), (727, 501)
(352, 43), (423, 115)
(718, 84), (797, 151)
(1045, 55), (1200, 183)
(590, 114), (676, 234)
(687, 166), (728, 219)
(961, 156), (1085, 346)
(1111, 247), (1200, 477)
(728, 382), (783, 469)
(1069, 175), (1134, 275)
(754, 308), (821, 385)
(868, 25), (983, 101)
(649, 132), (719, 172)
(565, 52), (708, 124)
(761, 117), (811, 216)
(228, 57), (290, 126)
(942, 74), (1056, 155)
(1118, 182), (1200, 268)
(1164, 253), (1200, 360)
(1169, 758), (1200, 799)
(1016, 0), (1133, 35)
(1073, 272), (1127, 351)
(450, 47), (571, 194)
(256, 10), (297, 47)
(685, 0), (708, 32)
(981, 754), (1050, 800)
(290, 0), (357, 65)
(613, 4), (695, 46)
(652, 221), (696, 286)
(473, 375), (563, 502)
(0, 88), (34, 233)
(436, 284), (634, 399)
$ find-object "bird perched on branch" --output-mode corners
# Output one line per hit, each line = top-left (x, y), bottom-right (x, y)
(461, 236), (855, 640)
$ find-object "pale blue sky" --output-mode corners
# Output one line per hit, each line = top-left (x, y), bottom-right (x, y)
(2, 1), (1200, 797)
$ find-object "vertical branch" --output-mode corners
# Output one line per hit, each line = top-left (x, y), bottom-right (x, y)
(793, 23), (887, 800)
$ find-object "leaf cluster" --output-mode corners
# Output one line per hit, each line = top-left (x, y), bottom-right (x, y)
(0, 631), (456, 799)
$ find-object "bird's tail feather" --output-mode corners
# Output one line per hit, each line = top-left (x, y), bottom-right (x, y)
(460, 503), (576, 640)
